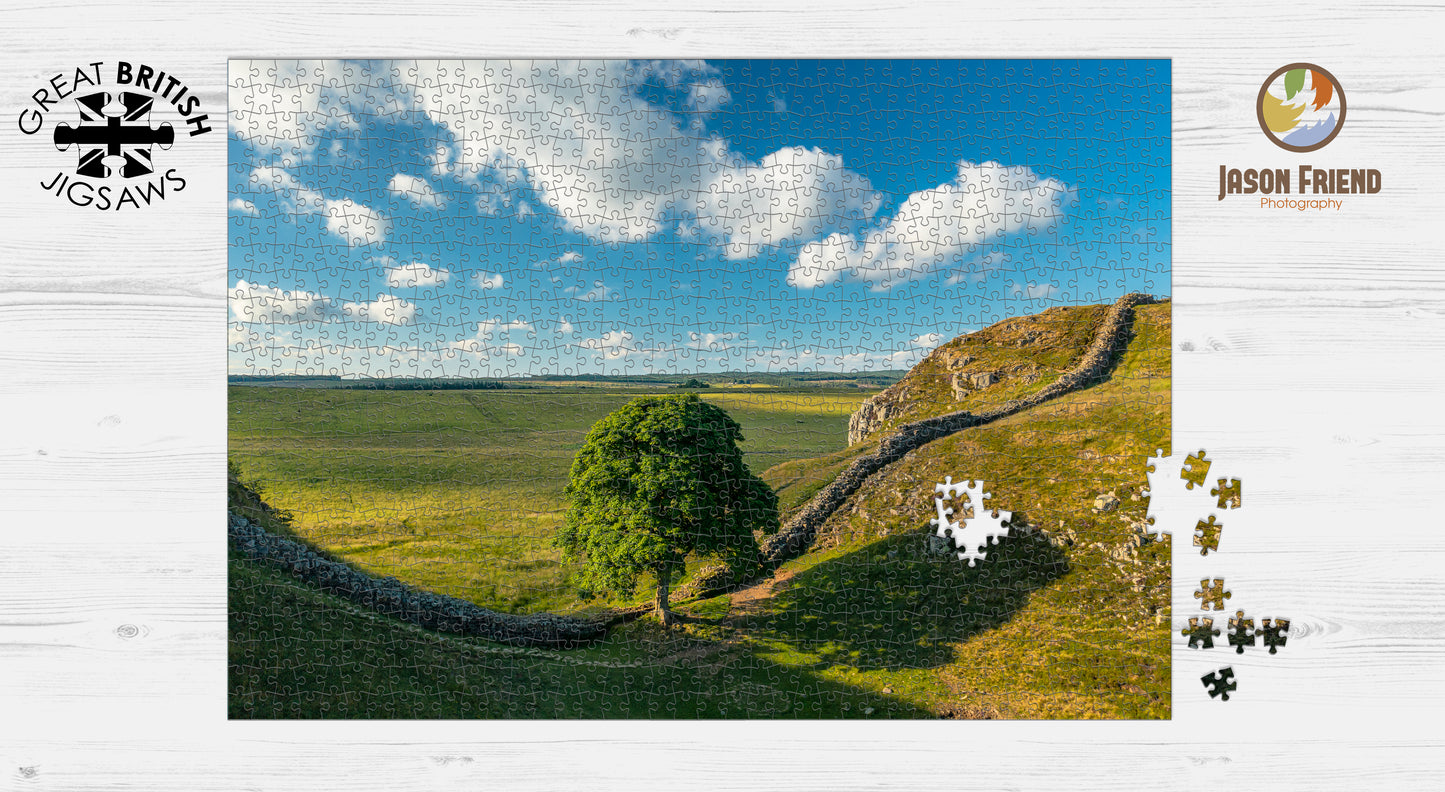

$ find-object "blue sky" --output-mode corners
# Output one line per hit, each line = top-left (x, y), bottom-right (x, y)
(228, 59), (1169, 377)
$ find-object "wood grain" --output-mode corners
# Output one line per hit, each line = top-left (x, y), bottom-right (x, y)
(3, 2), (1444, 788)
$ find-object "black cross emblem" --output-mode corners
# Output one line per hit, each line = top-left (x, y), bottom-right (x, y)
(53, 91), (174, 179)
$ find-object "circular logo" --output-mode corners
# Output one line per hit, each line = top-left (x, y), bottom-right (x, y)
(1256, 63), (1346, 152)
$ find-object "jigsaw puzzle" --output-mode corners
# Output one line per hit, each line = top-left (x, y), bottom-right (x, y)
(226, 59), (1171, 719)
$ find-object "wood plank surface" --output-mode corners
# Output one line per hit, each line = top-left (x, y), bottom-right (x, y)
(2, 2), (1443, 789)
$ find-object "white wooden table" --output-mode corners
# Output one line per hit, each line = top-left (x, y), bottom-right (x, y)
(2, 3), (1442, 789)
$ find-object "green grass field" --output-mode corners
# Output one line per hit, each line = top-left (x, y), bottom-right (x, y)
(230, 304), (1170, 719)
(229, 388), (865, 613)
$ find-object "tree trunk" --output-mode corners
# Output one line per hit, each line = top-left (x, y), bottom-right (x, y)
(654, 575), (675, 627)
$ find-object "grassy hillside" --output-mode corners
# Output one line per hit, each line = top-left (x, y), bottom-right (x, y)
(230, 301), (1170, 719)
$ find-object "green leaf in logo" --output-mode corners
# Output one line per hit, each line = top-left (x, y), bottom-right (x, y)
(1284, 69), (1306, 100)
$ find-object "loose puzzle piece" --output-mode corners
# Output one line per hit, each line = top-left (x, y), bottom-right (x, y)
(1259, 619), (1290, 654)
(1194, 578), (1232, 611)
(1200, 667), (1237, 701)
(225, 58), (1174, 720)
(1180, 449), (1211, 490)
(1182, 617), (1220, 649)
(1193, 515), (1222, 555)
(1212, 478), (1243, 510)
(1227, 610), (1255, 654)
(1142, 448), (1217, 539)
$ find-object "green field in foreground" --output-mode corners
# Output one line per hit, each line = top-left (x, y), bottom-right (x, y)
(229, 387), (867, 614)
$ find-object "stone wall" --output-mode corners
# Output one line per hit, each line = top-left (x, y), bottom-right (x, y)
(761, 293), (1157, 566)
(228, 513), (612, 648)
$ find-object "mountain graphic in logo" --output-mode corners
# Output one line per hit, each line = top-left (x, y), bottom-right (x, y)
(1256, 64), (1346, 152)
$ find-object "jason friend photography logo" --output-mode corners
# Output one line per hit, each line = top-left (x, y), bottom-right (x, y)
(1256, 63), (1345, 152)
(1220, 63), (1379, 209)
(17, 61), (211, 210)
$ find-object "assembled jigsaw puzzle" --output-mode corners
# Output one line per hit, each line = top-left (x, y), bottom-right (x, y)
(226, 59), (1171, 719)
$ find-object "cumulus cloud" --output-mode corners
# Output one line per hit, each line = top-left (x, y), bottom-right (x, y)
(229, 280), (415, 325)
(413, 60), (880, 254)
(686, 79), (731, 113)
(386, 262), (451, 288)
(387, 173), (446, 208)
(911, 332), (943, 348)
(477, 318), (534, 337)
(787, 161), (1071, 291)
(688, 331), (736, 351)
(475, 271), (504, 290)
(228, 60), (413, 159)
(567, 282), (611, 301)
(1009, 281), (1058, 300)
(229, 198), (258, 215)
(557, 317), (574, 335)
(246, 166), (388, 247)
(534, 250), (584, 269)
(576, 330), (673, 360)
(445, 320), (530, 358)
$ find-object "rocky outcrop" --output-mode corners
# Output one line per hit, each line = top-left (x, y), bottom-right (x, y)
(762, 293), (1156, 566)
(229, 513), (612, 648)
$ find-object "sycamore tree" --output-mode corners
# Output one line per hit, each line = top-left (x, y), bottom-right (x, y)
(556, 394), (779, 625)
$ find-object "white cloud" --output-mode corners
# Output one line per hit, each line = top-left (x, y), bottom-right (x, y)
(229, 280), (415, 325)
(475, 272), (505, 290)
(686, 79), (731, 113)
(229, 198), (258, 215)
(387, 173), (446, 208)
(477, 318), (533, 337)
(246, 166), (388, 247)
(413, 60), (880, 254)
(688, 331), (735, 351)
(788, 161), (1071, 291)
(1009, 281), (1058, 300)
(230, 280), (345, 323)
(386, 262), (451, 288)
(534, 250), (584, 269)
(568, 282), (611, 301)
(576, 330), (674, 360)
(342, 294), (417, 325)
(911, 332), (943, 348)
(228, 60), (412, 160)
(557, 317), (574, 335)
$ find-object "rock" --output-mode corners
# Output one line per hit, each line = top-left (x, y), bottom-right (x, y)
(1093, 493), (1120, 512)
(882, 686), (893, 694)
(864, 707), (876, 715)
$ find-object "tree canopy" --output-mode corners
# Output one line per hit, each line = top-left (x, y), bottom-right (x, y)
(556, 393), (779, 624)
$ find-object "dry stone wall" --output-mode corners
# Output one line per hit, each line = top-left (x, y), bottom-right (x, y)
(761, 292), (1157, 566)
(229, 513), (611, 648)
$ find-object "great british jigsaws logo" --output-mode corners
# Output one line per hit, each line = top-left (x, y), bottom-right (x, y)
(18, 61), (211, 210)
(1256, 63), (1345, 152)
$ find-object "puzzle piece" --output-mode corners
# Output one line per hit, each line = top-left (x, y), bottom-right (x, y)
(1212, 478), (1242, 509)
(1194, 578), (1232, 611)
(1141, 448), (1215, 539)
(1180, 449), (1211, 490)
(1193, 515), (1223, 555)
(1200, 667), (1237, 701)
(1182, 617), (1220, 649)
(1259, 618), (1290, 654)
(1227, 610), (1255, 654)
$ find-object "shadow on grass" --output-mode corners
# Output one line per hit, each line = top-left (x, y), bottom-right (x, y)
(742, 528), (1068, 673)
(228, 554), (939, 719)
